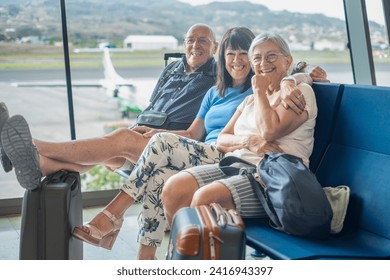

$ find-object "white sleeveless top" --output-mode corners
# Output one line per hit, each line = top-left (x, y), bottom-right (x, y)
(226, 83), (317, 167)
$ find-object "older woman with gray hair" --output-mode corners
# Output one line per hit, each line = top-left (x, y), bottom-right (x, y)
(162, 32), (317, 223)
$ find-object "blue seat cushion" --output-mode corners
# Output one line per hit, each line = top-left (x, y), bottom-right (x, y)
(244, 218), (390, 260)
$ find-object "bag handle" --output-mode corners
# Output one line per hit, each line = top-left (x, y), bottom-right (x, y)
(210, 203), (229, 228)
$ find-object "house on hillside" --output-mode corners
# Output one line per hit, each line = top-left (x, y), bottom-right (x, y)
(19, 36), (42, 44)
(123, 35), (178, 51)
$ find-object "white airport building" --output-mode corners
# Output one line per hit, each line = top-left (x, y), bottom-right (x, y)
(313, 39), (346, 51)
(123, 35), (178, 51)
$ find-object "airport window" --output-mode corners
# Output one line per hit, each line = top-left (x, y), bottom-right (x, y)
(366, 0), (389, 86)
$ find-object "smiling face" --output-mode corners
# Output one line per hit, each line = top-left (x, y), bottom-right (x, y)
(251, 40), (292, 84)
(184, 25), (218, 72)
(225, 48), (251, 87)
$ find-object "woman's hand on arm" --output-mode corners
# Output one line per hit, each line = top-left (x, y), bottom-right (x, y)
(132, 125), (154, 135)
(280, 78), (306, 114)
(218, 131), (283, 155)
(215, 107), (283, 155)
(247, 134), (283, 156)
(280, 64), (329, 113)
(265, 89), (310, 141)
(294, 61), (330, 83)
(141, 127), (166, 138)
(280, 71), (315, 113)
(309, 66), (330, 82)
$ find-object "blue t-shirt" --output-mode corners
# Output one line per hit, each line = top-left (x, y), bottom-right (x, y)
(197, 85), (253, 143)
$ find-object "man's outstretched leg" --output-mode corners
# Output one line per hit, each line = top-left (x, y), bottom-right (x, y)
(1, 115), (150, 189)
(34, 127), (150, 167)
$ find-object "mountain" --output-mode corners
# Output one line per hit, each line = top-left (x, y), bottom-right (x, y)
(0, 0), (384, 45)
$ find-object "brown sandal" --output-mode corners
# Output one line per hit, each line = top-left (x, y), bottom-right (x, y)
(73, 209), (124, 250)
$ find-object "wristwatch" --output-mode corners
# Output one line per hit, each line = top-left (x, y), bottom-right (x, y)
(294, 61), (307, 73)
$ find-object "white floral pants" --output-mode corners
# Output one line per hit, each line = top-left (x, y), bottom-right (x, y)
(121, 132), (224, 247)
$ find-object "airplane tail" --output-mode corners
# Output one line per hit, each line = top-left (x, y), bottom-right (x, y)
(103, 48), (125, 82)
(102, 48), (145, 117)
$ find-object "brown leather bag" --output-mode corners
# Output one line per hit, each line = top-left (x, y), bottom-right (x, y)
(166, 203), (246, 260)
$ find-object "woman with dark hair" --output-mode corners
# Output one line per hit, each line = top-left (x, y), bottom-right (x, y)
(216, 27), (254, 97)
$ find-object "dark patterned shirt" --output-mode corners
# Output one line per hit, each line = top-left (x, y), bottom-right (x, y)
(145, 57), (216, 130)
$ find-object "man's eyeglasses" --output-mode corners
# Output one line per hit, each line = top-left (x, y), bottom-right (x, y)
(184, 37), (212, 46)
(251, 52), (285, 65)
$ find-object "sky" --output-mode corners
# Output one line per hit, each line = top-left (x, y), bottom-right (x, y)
(178, 0), (386, 25)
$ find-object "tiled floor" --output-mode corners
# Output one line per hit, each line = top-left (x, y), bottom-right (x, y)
(0, 203), (264, 260)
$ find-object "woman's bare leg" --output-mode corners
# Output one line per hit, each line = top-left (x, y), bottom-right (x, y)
(190, 182), (235, 209)
(73, 190), (135, 245)
(137, 244), (158, 260)
(163, 170), (235, 226)
(162, 172), (200, 226)
(104, 190), (135, 217)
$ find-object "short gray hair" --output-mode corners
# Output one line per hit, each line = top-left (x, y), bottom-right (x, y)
(186, 23), (217, 43)
(248, 32), (291, 61)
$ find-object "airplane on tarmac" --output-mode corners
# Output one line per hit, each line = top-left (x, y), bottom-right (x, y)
(11, 48), (149, 118)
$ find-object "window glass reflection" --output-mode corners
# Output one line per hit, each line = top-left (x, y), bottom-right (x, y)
(366, 0), (390, 86)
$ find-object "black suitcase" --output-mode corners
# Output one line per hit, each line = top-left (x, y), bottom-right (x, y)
(19, 170), (83, 260)
(166, 203), (246, 260)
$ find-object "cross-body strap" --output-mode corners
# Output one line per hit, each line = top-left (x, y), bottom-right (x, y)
(146, 58), (216, 112)
(144, 59), (182, 111)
